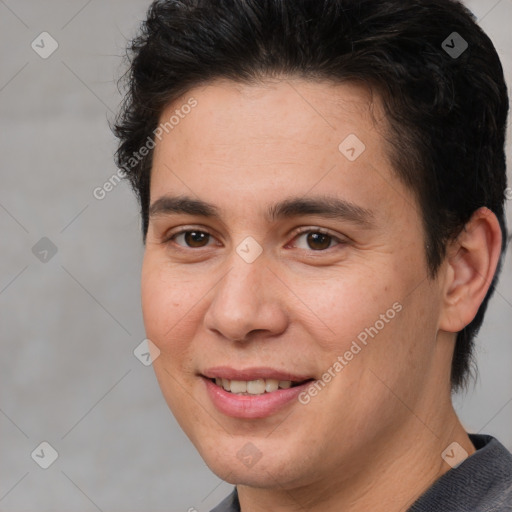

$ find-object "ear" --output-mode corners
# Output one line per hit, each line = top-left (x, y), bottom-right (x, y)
(439, 207), (503, 333)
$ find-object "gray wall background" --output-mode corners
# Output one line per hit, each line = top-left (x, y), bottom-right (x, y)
(0, 1), (511, 511)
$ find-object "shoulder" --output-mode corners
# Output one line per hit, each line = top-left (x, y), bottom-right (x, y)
(409, 434), (512, 512)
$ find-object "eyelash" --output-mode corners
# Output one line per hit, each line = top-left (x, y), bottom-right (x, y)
(163, 227), (345, 252)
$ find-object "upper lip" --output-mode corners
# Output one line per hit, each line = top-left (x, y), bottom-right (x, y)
(201, 366), (314, 382)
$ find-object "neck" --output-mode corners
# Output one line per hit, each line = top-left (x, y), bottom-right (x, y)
(237, 404), (475, 512)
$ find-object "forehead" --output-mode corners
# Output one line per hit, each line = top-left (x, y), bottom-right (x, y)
(149, 78), (413, 225)
(157, 77), (382, 146)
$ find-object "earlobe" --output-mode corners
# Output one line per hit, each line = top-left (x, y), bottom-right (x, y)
(439, 207), (502, 333)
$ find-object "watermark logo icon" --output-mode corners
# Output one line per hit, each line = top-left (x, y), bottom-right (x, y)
(442, 32), (468, 59)
(339, 134), (366, 161)
(236, 236), (263, 264)
(31, 441), (59, 469)
(441, 441), (469, 469)
(31, 32), (59, 59)
(237, 442), (262, 468)
(134, 338), (161, 366)
(32, 237), (58, 263)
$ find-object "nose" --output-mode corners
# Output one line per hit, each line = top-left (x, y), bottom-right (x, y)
(202, 249), (289, 343)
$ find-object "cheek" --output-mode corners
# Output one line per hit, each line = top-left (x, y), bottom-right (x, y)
(141, 258), (202, 417)
(140, 254), (201, 353)
(289, 268), (401, 354)
(293, 263), (436, 401)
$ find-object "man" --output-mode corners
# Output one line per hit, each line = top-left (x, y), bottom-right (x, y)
(114, 0), (512, 510)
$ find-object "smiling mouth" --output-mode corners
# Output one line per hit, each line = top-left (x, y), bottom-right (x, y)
(208, 377), (314, 395)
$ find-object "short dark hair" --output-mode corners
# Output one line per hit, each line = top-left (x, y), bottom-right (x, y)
(114, 0), (509, 391)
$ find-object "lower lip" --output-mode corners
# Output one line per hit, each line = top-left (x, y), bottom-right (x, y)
(202, 377), (313, 419)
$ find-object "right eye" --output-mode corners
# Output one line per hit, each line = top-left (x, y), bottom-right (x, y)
(166, 229), (217, 249)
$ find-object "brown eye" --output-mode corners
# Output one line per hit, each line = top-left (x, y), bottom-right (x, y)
(305, 232), (332, 250)
(291, 230), (341, 251)
(172, 230), (212, 248)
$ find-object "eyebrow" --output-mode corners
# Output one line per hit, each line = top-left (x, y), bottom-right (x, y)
(148, 194), (374, 227)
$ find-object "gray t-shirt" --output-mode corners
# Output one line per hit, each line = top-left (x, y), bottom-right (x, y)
(210, 434), (512, 511)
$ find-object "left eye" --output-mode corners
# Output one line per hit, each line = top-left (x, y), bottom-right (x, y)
(290, 230), (342, 251)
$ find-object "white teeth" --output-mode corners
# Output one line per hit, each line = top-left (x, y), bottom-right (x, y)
(265, 379), (279, 392)
(213, 377), (297, 394)
(230, 380), (247, 393)
(247, 379), (266, 395)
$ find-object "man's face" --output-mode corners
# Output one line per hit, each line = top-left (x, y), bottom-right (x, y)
(142, 79), (449, 488)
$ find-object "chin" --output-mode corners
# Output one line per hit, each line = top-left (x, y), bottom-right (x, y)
(197, 440), (308, 490)
(206, 459), (292, 489)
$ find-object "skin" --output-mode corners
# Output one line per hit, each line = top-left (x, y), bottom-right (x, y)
(141, 78), (502, 511)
